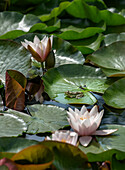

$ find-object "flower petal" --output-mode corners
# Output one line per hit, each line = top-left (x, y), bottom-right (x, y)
(94, 109), (104, 128)
(75, 108), (80, 114)
(33, 35), (40, 44)
(92, 129), (118, 136)
(68, 108), (78, 119)
(89, 105), (98, 117)
(21, 42), (28, 49)
(80, 105), (87, 115)
(79, 136), (92, 147)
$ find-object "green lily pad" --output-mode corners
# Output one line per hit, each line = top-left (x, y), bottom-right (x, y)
(42, 64), (113, 105)
(0, 11), (41, 39)
(27, 104), (68, 133)
(57, 21), (106, 40)
(71, 34), (104, 55)
(0, 40), (31, 82)
(0, 137), (38, 153)
(104, 33), (125, 46)
(0, 114), (27, 137)
(103, 78), (125, 109)
(40, 0), (125, 26)
(79, 124), (125, 162)
(41, 141), (90, 170)
(87, 41), (125, 77)
(6, 105), (69, 134)
(15, 33), (84, 67)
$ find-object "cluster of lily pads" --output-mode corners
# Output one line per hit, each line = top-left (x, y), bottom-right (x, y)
(0, 0), (125, 169)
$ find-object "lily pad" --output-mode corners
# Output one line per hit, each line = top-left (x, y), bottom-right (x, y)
(40, 0), (125, 26)
(41, 141), (90, 170)
(15, 33), (84, 67)
(5, 105), (69, 134)
(11, 144), (53, 170)
(0, 40), (31, 82)
(0, 114), (27, 137)
(57, 22), (106, 40)
(103, 78), (125, 109)
(104, 33), (125, 46)
(42, 64), (113, 105)
(27, 104), (69, 133)
(87, 41), (125, 77)
(0, 137), (38, 153)
(5, 70), (27, 111)
(70, 34), (104, 55)
(0, 11), (41, 39)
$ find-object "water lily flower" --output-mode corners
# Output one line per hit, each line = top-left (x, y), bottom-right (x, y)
(46, 130), (78, 146)
(67, 105), (117, 147)
(21, 35), (53, 62)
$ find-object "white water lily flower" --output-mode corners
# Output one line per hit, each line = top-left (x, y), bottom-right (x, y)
(46, 130), (78, 146)
(21, 35), (53, 62)
(67, 105), (117, 147)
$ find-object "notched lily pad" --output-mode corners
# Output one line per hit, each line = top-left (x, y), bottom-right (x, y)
(5, 105), (69, 134)
(27, 104), (69, 134)
(87, 41), (125, 77)
(0, 40), (31, 82)
(103, 78), (125, 109)
(42, 64), (113, 105)
(0, 113), (27, 137)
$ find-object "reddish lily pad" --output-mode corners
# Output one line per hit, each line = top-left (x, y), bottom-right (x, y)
(5, 70), (27, 111)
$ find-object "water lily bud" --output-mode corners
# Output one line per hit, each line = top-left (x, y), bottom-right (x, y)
(21, 35), (53, 63)
(45, 50), (55, 69)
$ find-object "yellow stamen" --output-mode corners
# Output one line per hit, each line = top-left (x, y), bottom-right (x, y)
(80, 116), (89, 120)
(61, 139), (66, 143)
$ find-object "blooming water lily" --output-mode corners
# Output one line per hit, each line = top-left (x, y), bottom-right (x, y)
(46, 130), (78, 146)
(67, 105), (117, 147)
(21, 35), (53, 62)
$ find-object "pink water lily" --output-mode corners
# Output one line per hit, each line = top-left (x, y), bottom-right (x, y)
(21, 35), (53, 62)
(46, 130), (78, 146)
(67, 105), (117, 147)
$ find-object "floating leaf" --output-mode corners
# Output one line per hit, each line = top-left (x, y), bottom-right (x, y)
(69, 34), (104, 55)
(112, 154), (125, 170)
(5, 105), (68, 134)
(0, 153), (15, 159)
(41, 141), (91, 170)
(11, 144), (53, 170)
(87, 41), (125, 77)
(0, 40), (31, 82)
(0, 137), (38, 153)
(104, 33), (125, 46)
(5, 70), (27, 111)
(27, 104), (68, 134)
(0, 11), (41, 39)
(0, 114), (27, 137)
(57, 22), (106, 40)
(103, 78), (125, 109)
(42, 64), (113, 105)
(40, 0), (125, 26)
